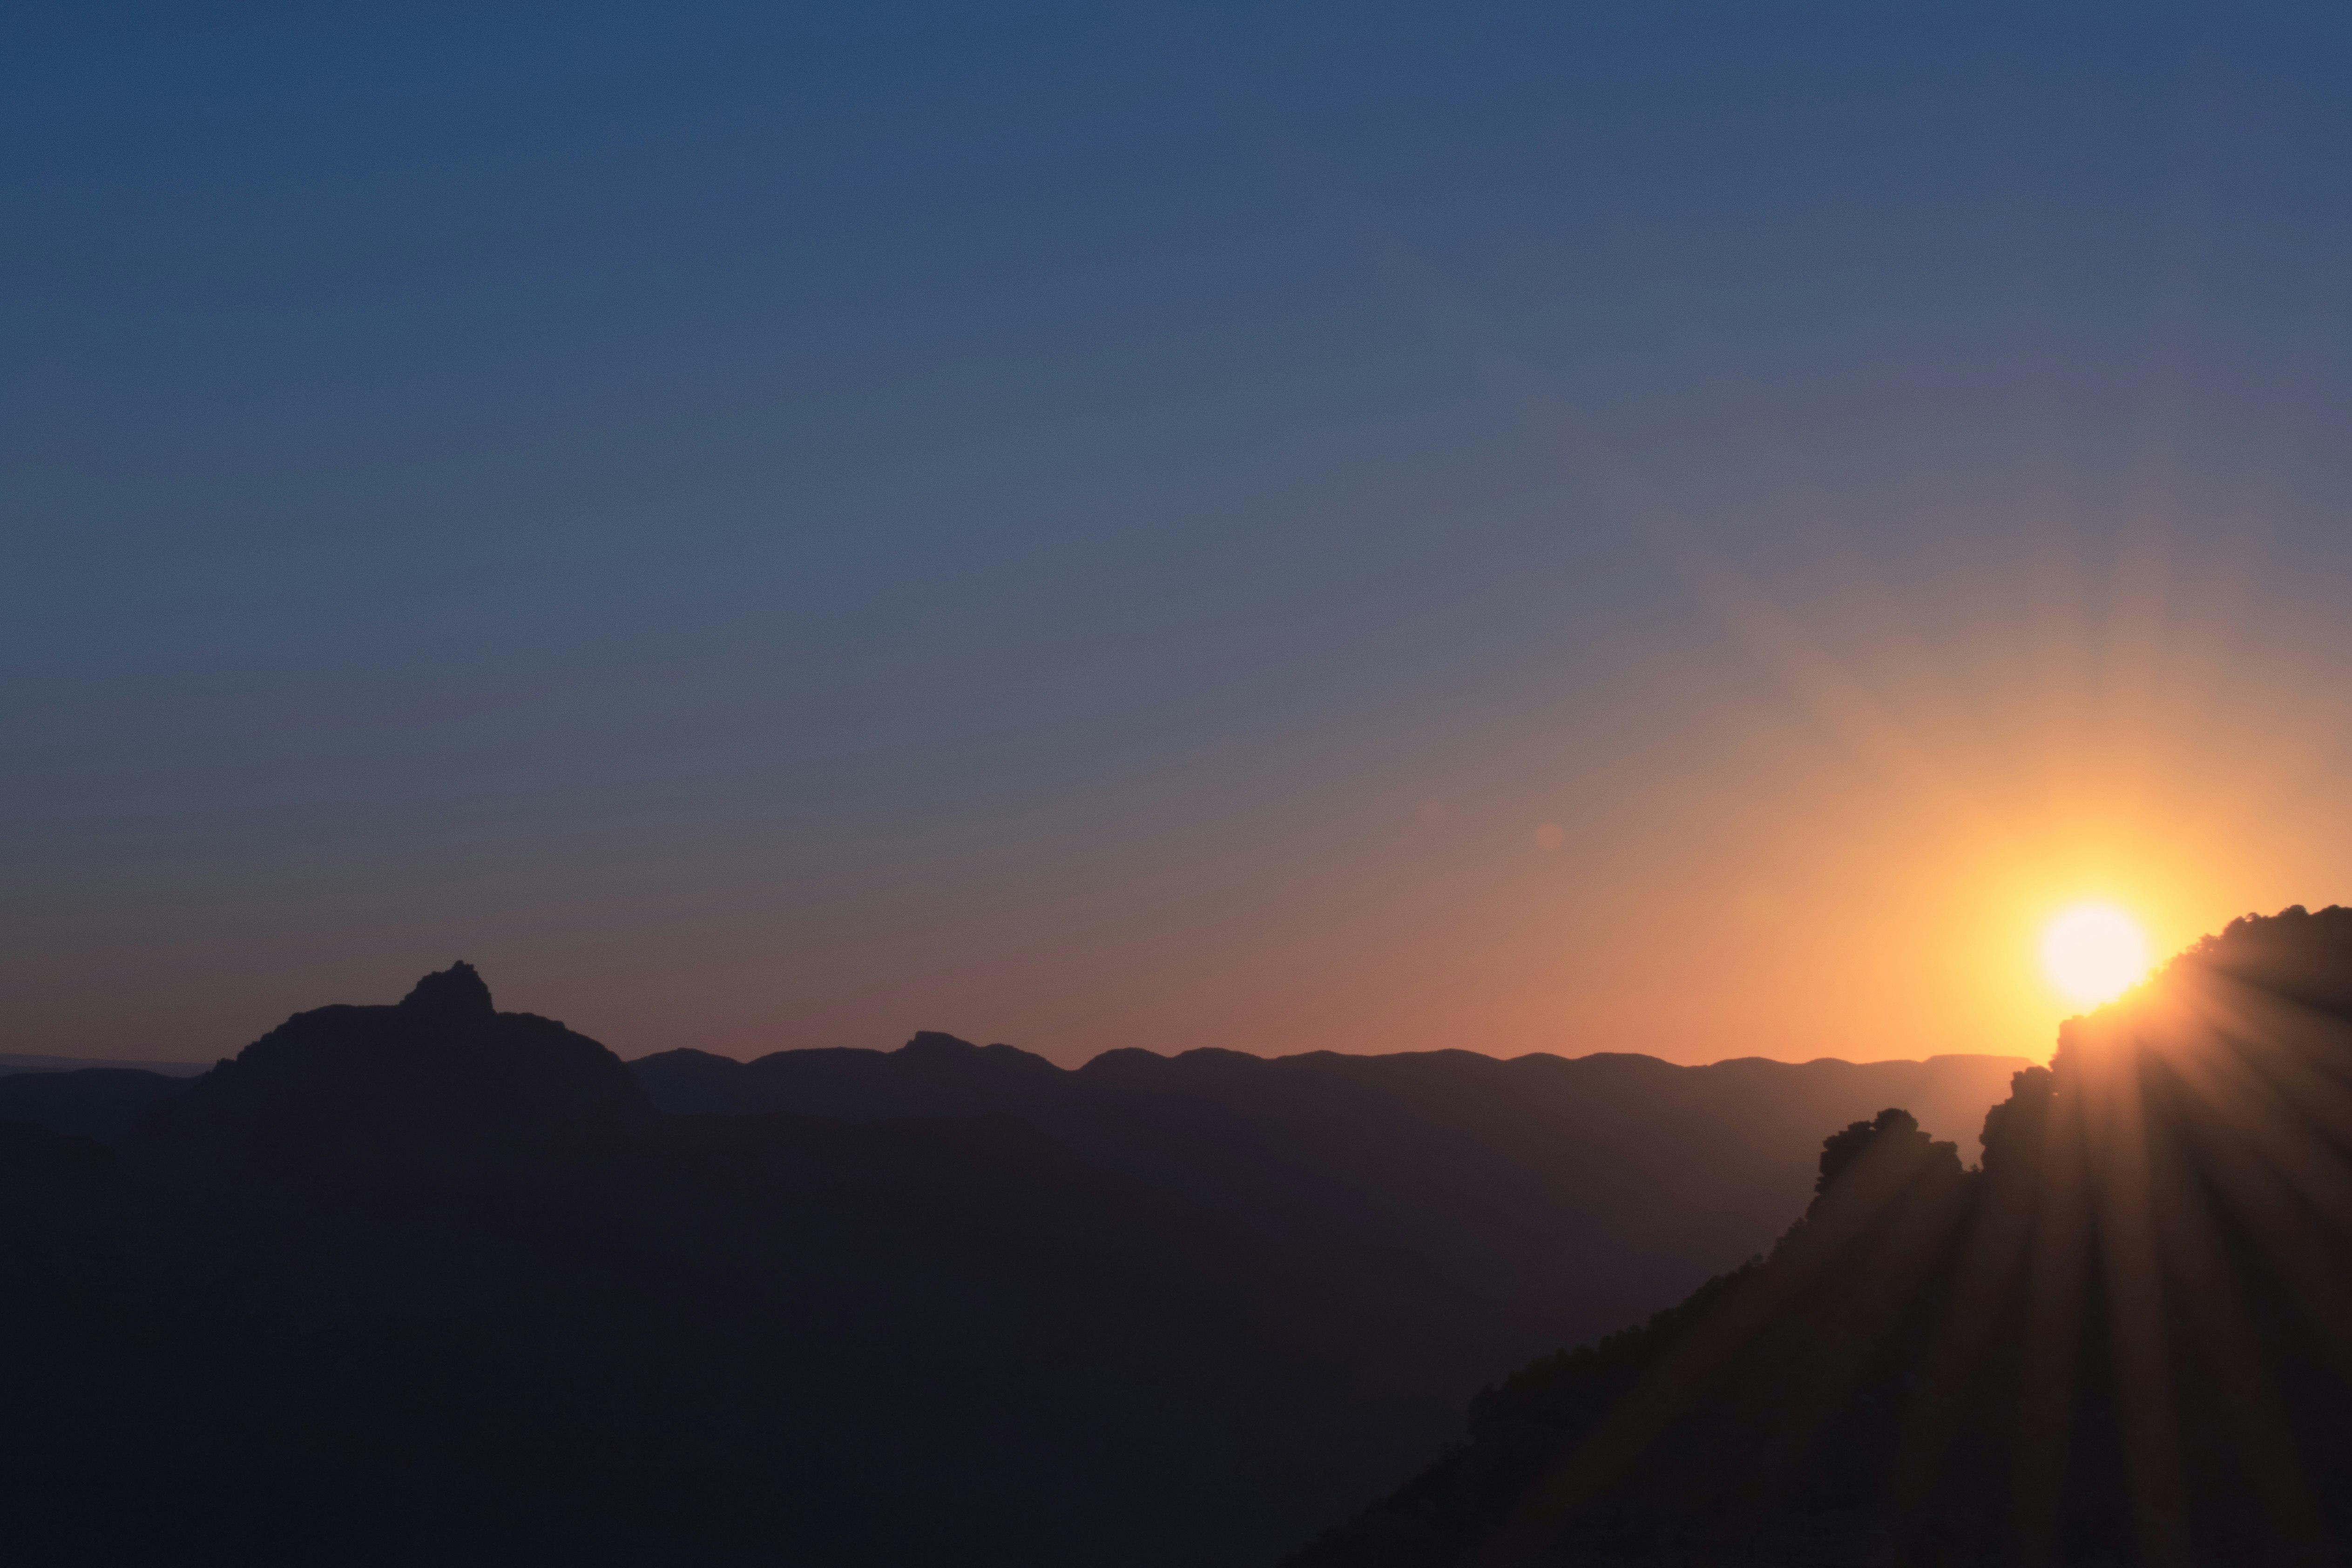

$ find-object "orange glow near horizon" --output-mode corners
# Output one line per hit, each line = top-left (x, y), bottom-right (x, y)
(2041, 904), (2150, 1006)
(1454, 505), (2342, 1075)
(26, 503), (2347, 1080)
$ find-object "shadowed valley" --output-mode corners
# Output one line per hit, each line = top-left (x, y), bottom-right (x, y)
(1, 966), (2019, 1564)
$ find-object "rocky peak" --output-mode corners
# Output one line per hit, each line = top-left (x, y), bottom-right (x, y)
(399, 961), (494, 1016)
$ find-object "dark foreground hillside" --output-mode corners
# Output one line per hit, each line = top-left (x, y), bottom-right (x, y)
(0, 966), (1467, 1564)
(1294, 905), (2352, 1567)
(0, 966), (2024, 1566)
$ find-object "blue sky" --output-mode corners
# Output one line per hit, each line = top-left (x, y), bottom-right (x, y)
(12, 3), (2352, 1065)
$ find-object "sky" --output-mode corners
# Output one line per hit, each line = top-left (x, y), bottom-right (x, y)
(10, 2), (2352, 1068)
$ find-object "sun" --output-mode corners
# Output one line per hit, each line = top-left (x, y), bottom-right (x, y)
(2041, 903), (2149, 1006)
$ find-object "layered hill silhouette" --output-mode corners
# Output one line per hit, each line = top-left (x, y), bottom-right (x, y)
(0, 962), (2023, 1565)
(0, 965), (1467, 1563)
(18, 919), (2345, 1564)
(0, 1051), (205, 1078)
(0, 961), (2048, 1565)
(632, 1037), (2027, 1375)
(1292, 904), (2352, 1567)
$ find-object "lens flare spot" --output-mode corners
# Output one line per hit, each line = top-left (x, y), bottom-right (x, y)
(2042, 903), (2149, 1005)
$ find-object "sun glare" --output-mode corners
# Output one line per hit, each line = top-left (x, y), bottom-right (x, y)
(2041, 903), (2149, 1006)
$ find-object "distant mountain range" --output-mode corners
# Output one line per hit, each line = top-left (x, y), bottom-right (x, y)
(0, 1065), (197, 1140)
(0, 1050), (206, 1077)
(0, 967), (2025, 1564)
(632, 1036), (2029, 1379)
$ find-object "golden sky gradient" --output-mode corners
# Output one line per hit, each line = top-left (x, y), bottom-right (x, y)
(15, 9), (2352, 1074)
(27, 493), (2344, 1075)
(545, 501), (2345, 1074)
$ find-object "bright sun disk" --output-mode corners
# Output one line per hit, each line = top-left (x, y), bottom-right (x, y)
(2042, 903), (2149, 1006)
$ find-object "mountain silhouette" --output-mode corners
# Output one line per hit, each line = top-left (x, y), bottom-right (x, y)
(633, 1035), (2027, 1379)
(0, 964), (1469, 1563)
(0, 962), (2045, 1565)
(125, 960), (651, 1207)
(1291, 904), (2352, 1567)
